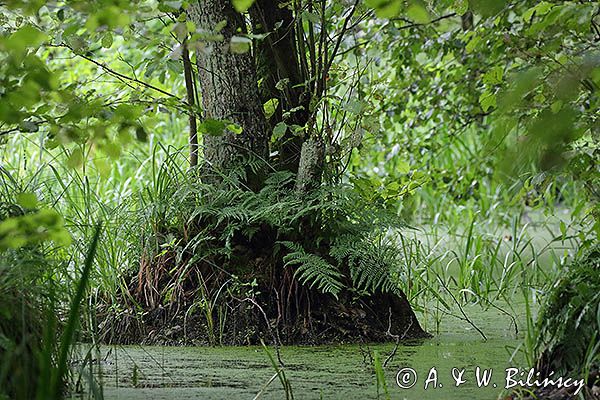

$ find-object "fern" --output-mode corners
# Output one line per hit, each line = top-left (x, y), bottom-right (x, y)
(331, 234), (399, 294)
(136, 165), (406, 300)
(280, 241), (344, 298)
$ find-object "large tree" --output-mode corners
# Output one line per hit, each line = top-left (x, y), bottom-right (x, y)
(173, 0), (428, 343)
(187, 0), (325, 191)
(0, 0), (437, 345)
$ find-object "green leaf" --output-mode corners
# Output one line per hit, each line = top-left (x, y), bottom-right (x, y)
(94, 158), (111, 178)
(16, 192), (38, 209)
(454, 0), (469, 15)
(272, 122), (287, 142)
(406, 1), (430, 24)
(231, 0), (255, 13)
(396, 160), (410, 174)
(2, 25), (47, 53)
(469, 0), (506, 17)
(275, 78), (290, 91)
(158, 1), (183, 12)
(227, 123), (243, 135)
(85, 6), (130, 30)
(0, 209), (71, 250)
(365, 0), (403, 19)
(465, 34), (481, 53)
(198, 119), (228, 136)
(551, 100), (563, 114)
(263, 98), (279, 119)
(479, 91), (496, 112)
(101, 32), (113, 48)
(482, 66), (503, 85)
(104, 142), (121, 159)
(67, 147), (84, 168)
(301, 11), (321, 24)
(522, 1), (554, 22)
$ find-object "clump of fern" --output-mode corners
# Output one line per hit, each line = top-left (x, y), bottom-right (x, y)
(132, 164), (408, 305)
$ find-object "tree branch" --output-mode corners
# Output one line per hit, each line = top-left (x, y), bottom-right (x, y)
(58, 43), (179, 99)
(0, 127), (19, 137)
(182, 40), (199, 167)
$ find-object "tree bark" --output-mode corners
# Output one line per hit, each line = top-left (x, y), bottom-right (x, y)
(461, 11), (473, 31)
(295, 134), (325, 193)
(187, 0), (270, 187)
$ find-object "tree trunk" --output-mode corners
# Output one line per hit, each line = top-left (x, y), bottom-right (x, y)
(249, 0), (311, 173)
(187, 0), (270, 188)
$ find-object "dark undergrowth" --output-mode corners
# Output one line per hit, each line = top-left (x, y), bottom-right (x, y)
(0, 175), (102, 400)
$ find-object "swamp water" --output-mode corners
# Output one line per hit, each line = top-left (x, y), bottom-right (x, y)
(89, 304), (526, 400)
(90, 213), (575, 399)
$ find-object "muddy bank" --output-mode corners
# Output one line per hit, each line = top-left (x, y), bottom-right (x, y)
(97, 289), (429, 346)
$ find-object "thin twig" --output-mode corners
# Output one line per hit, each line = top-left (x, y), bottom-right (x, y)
(438, 277), (488, 340)
(241, 297), (284, 366)
(0, 127), (19, 137)
(182, 40), (199, 167)
(55, 43), (179, 99)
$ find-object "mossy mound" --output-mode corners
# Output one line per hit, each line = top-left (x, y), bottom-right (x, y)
(99, 171), (428, 345)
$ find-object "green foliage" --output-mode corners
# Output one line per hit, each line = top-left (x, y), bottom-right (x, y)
(281, 241), (344, 298)
(134, 162), (407, 302)
(0, 160), (103, 399)
(0, 0), (180, 161)
(535, 244), (600, 377)
(0, 2), (598, 391)
(231, 0), (256, 13)
(366, 0), (429, 21)
(331, 234), (401, 295)
(373, 350), (390, 400)
(0, 247), (51, 400)
(343, 0), (599, 246)
(0, 208), (71, 250)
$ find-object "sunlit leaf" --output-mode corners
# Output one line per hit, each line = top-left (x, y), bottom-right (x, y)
(227, 123), (243, 135)
(16, 192), (38, 209)
(468, 0), (506, 17)
(482, 66), (503, 85)
(263, 98), (279, 119)
(101, 33), (113, 48)
(198, 119), (229, 136)
(365, 0), (403, 19)
(454, 0), (469, 15)
(67, 147), (83, 168)
(479, 91), (496, 112)
(406, 1), (430, 24)
(231, 0), (256, 13)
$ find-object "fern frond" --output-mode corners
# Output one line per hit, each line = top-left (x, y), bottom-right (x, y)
(331, 234), (399, 294)
(280, 241), (344, 298)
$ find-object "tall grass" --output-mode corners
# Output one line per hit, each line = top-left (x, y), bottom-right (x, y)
(0, 209), (103, 399)
(2, 129), (584, 334)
